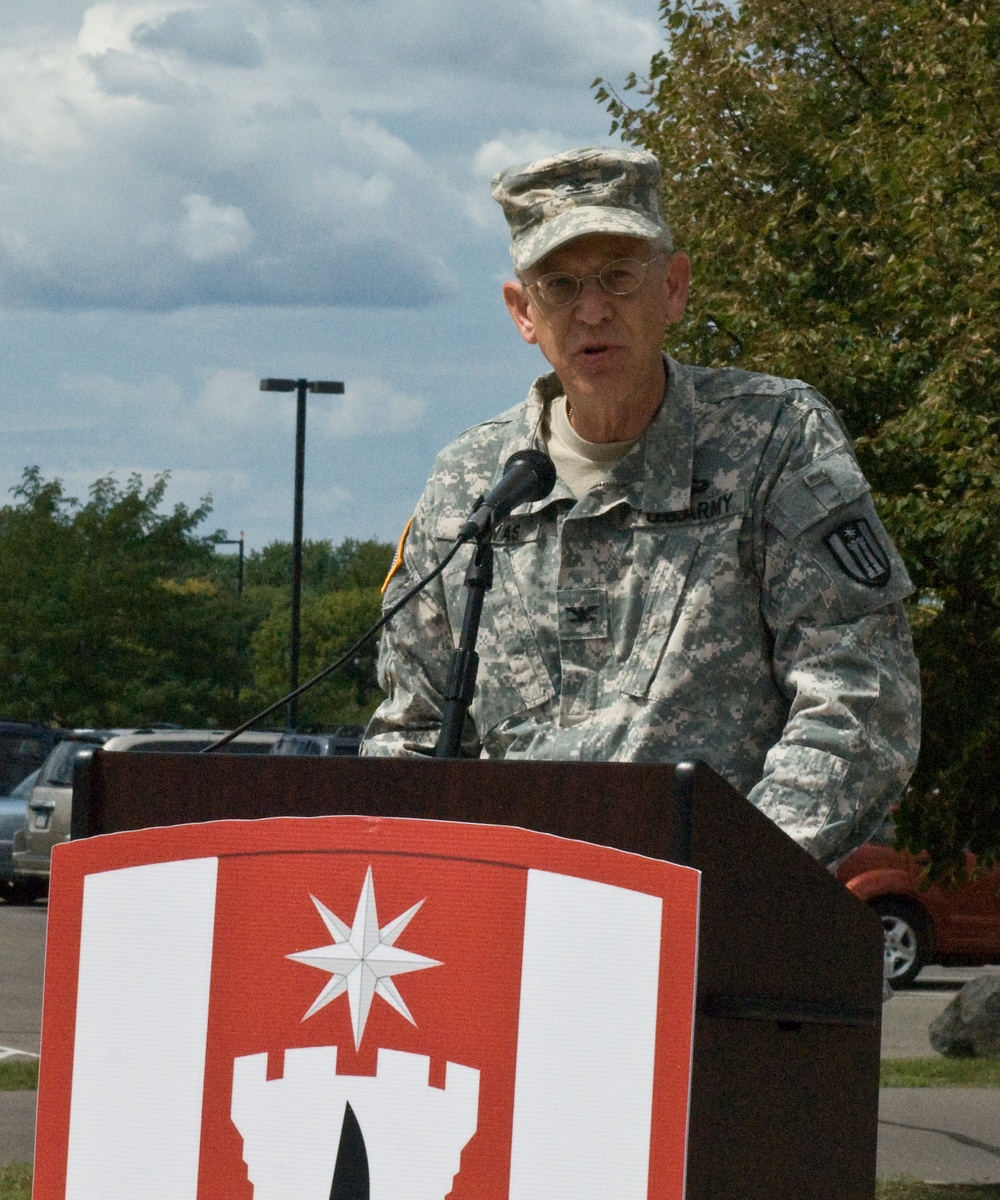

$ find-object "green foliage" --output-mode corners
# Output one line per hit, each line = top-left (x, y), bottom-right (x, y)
(249, 587), (386, 727)
(0, 468), (394, 732)
(0, 469), (251, 728)
(238, 537), (393, 727)
(597, 0), (1000, 874)
(243, 538), (393, 593)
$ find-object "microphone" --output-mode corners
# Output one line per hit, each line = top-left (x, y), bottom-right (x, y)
(457, 449), (557, 542)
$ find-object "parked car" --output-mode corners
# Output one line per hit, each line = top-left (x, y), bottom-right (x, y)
(11, 728), (297, 895)
(0, 719), (66, 796)
(12, 734), (115, 899)
(0, 768), (40, 903)
(101, 729), (287, 756)
(271, 726), (365, 756)
(837, 818), (1000, 986)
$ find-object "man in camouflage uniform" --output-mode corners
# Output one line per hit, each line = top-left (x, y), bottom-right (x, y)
(363, 147), (920, 866)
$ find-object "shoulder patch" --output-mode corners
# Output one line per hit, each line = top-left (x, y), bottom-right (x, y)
(381, 516), (413, 594)
(824, 518), (891, 587)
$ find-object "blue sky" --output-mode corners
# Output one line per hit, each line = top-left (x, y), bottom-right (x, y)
(0, 0), (663, 553)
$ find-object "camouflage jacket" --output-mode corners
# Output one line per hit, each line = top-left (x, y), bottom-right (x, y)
(363, 357), (921, 864)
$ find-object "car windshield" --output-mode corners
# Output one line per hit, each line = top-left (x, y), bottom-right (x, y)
(0, 733), (53, 794)
(8, 769), (40, 800)
(40, 741), (103, 786)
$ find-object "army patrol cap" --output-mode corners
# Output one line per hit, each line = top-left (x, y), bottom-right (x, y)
(491, 146), (671, 273)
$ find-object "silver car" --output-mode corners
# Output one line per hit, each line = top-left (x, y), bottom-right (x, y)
(12, 728), (285, 894)
(1, 768), (41, 903)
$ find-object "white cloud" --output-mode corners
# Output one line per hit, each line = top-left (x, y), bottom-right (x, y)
(175, 193), (254, 261)
(85, 46), (193, 102)
(317, 376), (426, 439)
(472, 132), (574, 182)
(192, 368), (424, 440)
(196, 367), (282, 430)
(0, 0), (657, 313)
(132, 7), (265, 67)
(58, 370), (185, 409)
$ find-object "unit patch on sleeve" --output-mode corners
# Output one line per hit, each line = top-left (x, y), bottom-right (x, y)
(824, 518), (891, 587)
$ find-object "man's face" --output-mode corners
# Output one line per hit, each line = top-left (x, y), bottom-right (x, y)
(502, 233), (690, 406)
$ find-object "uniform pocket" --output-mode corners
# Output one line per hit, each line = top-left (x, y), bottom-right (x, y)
(619, 541), (699, 698)
(768, 450), (871, 541)
(468, 536), (557, 735)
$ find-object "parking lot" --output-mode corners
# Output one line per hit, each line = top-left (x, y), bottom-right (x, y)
(2, 898), (993, 1170)
(0, 902), (45, 1061)
(2, 899), (976, 1065)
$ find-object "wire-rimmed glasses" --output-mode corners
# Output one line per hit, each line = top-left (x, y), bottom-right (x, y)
(527, 253), (665, 308)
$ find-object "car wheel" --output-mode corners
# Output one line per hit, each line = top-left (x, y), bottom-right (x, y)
(871, 899), (930, 987)
(4, 878), (38, 902)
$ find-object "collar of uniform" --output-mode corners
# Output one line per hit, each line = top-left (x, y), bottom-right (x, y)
(608, 355), (694, 514)
(493, 358), (695, 516)
(494, 371), (577, 510)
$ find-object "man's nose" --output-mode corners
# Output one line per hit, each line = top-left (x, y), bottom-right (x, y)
(572, 276), (615, 321)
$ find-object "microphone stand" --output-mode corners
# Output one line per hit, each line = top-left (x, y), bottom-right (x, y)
(434, 528), (493, 759)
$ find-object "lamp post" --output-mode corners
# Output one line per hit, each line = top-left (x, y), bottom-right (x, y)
(216, 533), (245, 596)
(260, 377), (345, 728)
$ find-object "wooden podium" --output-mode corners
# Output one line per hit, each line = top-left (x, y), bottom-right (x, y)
(72, 752), (884, 1199)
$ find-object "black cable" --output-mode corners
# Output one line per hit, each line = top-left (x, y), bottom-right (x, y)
(201, 536), (467, 753)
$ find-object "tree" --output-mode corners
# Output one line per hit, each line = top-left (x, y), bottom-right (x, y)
(242, 537), (393, 593)
(596, 0), (1000, 874)
(236, 537), (394, 727)
(249, 587), (386, 728)
(0, 469), (250, 727)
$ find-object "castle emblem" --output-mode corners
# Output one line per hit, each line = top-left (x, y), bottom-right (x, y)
(230, 867), (481, 1200)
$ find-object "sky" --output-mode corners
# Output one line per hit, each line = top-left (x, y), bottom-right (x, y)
(0, 0), (664, 556)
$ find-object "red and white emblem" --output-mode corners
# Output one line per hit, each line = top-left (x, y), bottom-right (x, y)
(35, 816), (700, 1199)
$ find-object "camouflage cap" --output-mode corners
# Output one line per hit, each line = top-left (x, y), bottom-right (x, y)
(491, 147), (670, 273)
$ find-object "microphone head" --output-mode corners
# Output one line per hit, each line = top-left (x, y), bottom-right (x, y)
(503, 448), (557, 504)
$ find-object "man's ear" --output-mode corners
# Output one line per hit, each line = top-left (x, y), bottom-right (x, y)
(502, 280), (539, 346)
(663, 252), (692, 324)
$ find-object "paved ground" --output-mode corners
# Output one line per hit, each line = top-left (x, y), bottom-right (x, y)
(878, 967), (1000, 1182)
(879, 1089), (1000, 1184)
(0, 902), (46, 1060)
(0, 900), (46, 1166)
(0, 1092), (35, 1165)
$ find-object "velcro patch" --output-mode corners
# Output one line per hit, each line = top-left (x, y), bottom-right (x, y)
(824, 518), (891, 588)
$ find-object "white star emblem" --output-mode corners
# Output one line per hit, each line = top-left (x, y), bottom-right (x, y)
(287, 867), (441, 1049)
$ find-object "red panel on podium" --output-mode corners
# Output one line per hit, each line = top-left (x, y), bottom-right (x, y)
(36, 815), (699, 1200)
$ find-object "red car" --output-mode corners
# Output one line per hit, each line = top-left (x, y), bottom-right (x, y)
(837, 820), (1000, 986)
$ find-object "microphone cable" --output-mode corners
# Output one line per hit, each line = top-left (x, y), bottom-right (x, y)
(201, 534), (467, 752)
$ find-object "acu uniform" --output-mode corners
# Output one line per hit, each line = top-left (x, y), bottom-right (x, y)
(363, 356), (920, 866)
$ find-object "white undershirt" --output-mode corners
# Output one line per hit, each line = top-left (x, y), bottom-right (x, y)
(545, 396), (640, 499)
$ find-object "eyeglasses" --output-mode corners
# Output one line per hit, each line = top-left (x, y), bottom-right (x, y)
(527, 253), (665, 308)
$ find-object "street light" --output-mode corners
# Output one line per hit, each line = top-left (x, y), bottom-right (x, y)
(216, 532), (245, 596)
(260, 377), (345, 728)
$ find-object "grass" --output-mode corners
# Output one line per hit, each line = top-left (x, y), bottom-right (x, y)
(0, 1061), (36, 1091)
(0, 1163), (31, 1200)
(881, 1057), (1000, 1088)
(877, 1186), (1000, 1199)
(0, 1169), (996, 1200)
